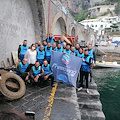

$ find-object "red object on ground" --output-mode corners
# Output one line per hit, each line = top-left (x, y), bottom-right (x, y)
(54, 35), (78, 45)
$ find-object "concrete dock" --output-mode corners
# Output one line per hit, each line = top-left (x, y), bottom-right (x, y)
(0, 80), (105, 120)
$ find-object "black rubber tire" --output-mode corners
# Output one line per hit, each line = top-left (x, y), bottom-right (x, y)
(0, 72), (26, 100)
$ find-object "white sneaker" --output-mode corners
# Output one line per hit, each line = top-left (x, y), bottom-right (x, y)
(78, 88), (83, 91)
(86, 89), (90, 94)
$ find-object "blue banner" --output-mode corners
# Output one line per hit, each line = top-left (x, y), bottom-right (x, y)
(50, 51), (82, 87)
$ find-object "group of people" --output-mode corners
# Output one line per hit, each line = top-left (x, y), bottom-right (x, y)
(17, 33), (96, 92)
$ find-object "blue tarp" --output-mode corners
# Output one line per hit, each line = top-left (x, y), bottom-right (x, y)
(112, 41), (120, 44)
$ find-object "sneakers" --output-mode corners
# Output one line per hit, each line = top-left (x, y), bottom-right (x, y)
(78, 87), (83, 91)
(86, 89), (90, 94)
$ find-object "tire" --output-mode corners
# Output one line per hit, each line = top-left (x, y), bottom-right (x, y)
(0, 72), (26, 100)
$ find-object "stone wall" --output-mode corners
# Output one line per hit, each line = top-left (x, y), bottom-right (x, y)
(0, 0), (36, 67)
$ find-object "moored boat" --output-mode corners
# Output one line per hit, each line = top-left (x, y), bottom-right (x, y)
(95, 61), (120, 68)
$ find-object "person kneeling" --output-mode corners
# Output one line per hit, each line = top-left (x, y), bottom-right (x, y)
(30, 61), (44, 87)
(16, 58), (30, 83)
(42, 60), (55, 87)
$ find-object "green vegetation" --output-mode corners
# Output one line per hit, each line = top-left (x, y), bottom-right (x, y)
(89, 16), (98, 19)
(105, 28), (111, 30)
(114, 2), (120, 15)
(73, 10), (88, 22)
(110, 25), (119, 28)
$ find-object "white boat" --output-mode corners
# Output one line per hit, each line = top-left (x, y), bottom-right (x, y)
(95, 61), (120, 68)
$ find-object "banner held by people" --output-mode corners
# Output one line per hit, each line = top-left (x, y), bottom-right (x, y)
(50, 51), (82, 87)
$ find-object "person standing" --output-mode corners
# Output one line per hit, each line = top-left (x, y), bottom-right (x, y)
(74, 43), (80, 54)
(45, 42), (52, 63)
(43, 40), (47, 50)
(56, 43), (63, 52)
(59, 37), (66, 49)
(24, 44), (37, 69)
(70, 46), (76, 56)
(37, 45), (45, 65)
(77, 47), (84, 58)
(46, 33), (55, 45)
(87, 44), (96, 82)
(52, 42), (57, 51)
(18, 40), (29, 61)
(42, 60), (55, 87)
(78, 49), (92, 93)
(30, 61), (44, 87)
(63, 44), (71, 54)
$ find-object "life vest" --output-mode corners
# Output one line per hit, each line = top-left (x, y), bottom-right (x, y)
(45, 47), (52, 57)
(64, 50), (71, 54)
(43, 45), (47, 50)
(81, 56), (91, 72)
(42, 64), (51, 75)
(56, 48), (63, 52)
(88, 49), (93, 59)
(19, 62), (28, 72)
(20, 45), (29, 55)
(77, 53), (84, 58)
(52, 47), (56, 51)
(33, 66), (41, 77)
(47, 37), (54, 45)
(74, 49), (78, 54)
(59, 41), (66, 49)
(37, 50), (45, 60)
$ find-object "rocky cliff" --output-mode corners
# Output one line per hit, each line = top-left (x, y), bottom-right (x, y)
(60, 0), (106, 14)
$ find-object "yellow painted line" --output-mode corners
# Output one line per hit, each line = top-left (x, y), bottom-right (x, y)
(43, 82), (58, 120)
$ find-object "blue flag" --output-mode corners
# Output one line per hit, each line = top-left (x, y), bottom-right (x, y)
(50, 51), (82, 87)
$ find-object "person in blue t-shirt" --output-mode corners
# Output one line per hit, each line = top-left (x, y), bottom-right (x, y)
(37, 45), (45, 65)
(16, 58), (30, 82)
(42, 60), (55, 87)
(30, 61), (44, 87)
(78, 49), (92, 94)
(18, 40), (29, 61)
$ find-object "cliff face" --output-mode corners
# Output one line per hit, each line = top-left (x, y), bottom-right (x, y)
(60, 0), (83, 14)
(60, 0), (105, 14)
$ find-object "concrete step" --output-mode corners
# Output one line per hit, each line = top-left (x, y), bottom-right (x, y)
(88, 81), (97, 90)
(81, 109), (105, 120)
(77, 89), (100, 100)
(78, 97), (102, 111)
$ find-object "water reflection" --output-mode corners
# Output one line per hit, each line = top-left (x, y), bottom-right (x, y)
(93, 68), (120, 120)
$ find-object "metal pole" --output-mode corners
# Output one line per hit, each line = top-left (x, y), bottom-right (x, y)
(47, 0), (51, 35)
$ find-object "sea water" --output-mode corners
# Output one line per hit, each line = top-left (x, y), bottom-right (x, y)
(93, 68), (120, 120)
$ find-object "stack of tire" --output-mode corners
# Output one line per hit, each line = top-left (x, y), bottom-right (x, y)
(0, 70), (26, 100)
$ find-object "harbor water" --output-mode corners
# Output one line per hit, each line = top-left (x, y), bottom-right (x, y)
(93, 68), (120, 120)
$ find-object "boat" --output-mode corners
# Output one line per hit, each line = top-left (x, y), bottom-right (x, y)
(95, 61), (120, 68)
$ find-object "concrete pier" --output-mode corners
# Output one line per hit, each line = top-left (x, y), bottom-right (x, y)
(0, 80), (105, 120)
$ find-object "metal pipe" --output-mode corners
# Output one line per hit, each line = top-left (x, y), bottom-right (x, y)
(47, 0), (51, 35)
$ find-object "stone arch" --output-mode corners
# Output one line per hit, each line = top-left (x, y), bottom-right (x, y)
(50, 12), (67, 35)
